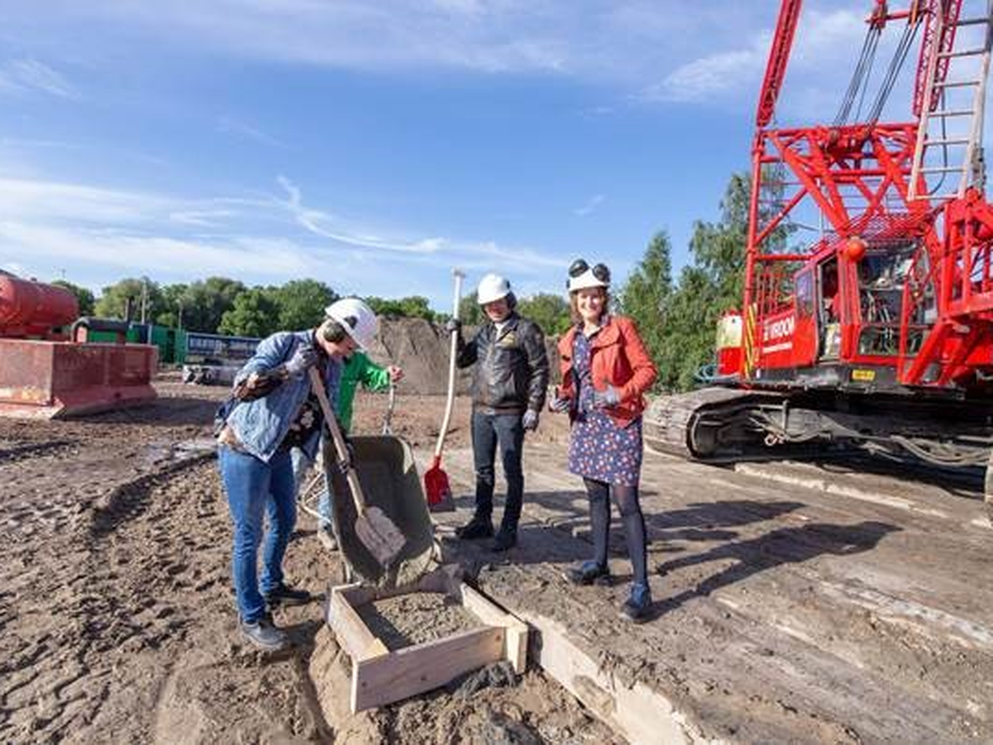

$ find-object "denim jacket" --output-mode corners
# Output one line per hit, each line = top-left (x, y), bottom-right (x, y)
(224, 329), (342, 463)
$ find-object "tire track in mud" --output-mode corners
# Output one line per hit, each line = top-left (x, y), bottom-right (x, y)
(0, 444), (229, 742)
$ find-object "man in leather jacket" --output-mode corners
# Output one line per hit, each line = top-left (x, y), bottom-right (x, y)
(447, 273), (549, 551)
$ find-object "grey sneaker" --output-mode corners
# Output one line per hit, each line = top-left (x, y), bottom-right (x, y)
(240, 615), (288, 651)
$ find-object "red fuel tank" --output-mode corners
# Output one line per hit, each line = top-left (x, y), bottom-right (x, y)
(0, 275), (79, 338)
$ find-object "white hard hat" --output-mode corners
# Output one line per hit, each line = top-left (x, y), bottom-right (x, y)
(567, 259), (611, 292)
(477, 273), (511, 305)
(324, 297), (378, 350)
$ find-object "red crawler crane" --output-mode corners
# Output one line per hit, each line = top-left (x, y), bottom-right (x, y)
(646, 0), (993, 519)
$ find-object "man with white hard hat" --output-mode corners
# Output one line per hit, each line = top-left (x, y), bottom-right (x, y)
(215, 297), (379, 651)
(445, 273), (549, 552)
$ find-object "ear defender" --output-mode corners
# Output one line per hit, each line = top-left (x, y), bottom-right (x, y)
(323, 320), (348, 343)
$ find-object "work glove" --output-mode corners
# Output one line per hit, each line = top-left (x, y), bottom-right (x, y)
(444, 318), (462, 335)
(283, 344), (318, 378)
(522, 409), (540, 431)
(592, 385), (621, 409)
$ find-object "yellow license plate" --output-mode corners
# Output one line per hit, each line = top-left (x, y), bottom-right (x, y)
(851, 369), (875, 382)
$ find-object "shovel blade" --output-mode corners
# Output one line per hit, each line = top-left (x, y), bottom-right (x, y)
(355, 506), (406, 567)
(423, 459), (456, 513)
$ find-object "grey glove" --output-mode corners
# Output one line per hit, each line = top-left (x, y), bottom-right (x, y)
(444, 318), (462, 334)
(284, 344), (317, 377)
(592, 385), (621, 409)
(522, 409), (539, 431)
(549, 395), (570, 413)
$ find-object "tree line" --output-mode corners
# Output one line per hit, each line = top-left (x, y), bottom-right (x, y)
(51, 275), (577, 341)
(52, 171), (754, 394)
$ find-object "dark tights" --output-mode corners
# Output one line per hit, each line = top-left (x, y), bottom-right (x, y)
(585, 478), (648, 585)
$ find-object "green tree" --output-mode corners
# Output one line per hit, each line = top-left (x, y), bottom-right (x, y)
(94, 277), (164, 321)
(618, 231), (674, 384)
(273, 279), (337, 330)
(517, 293), (571, 335)
(656, 173), (751, 391)
(218, 288), (280, 338)
(687, 171), (750, 303)
(156, 283), (188, 328)
(365, 295), (437, 321)
(51, 280), (95, 316)
(458, 292), (482, 325)
(171, 277), (246, 332)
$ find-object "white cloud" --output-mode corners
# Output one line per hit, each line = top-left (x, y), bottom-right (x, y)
(0, 173), (566, 299)
(216, 116), (287, 148)
(573, 193), (605, 217)
(0, 59), (80, 99)
(645, 39), (767, 103)
(639, 8), (867, 106)
(0, 221), (310, 278)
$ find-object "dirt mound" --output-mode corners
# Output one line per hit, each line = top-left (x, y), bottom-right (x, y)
(370, 318), (560, 397)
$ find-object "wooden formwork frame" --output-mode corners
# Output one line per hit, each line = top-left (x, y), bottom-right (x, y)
(327, 567), (528, 713)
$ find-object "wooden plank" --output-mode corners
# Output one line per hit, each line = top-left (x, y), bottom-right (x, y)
(329, 585), (388, 661)
(351, 626), (505, 712)
(522, 611), (698, 745)
(457, 583), (528, 674)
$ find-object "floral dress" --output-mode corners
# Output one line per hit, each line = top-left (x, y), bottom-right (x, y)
(566, 329), (643, 487)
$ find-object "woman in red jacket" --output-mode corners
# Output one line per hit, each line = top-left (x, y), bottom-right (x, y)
(550, 259), (658, 622)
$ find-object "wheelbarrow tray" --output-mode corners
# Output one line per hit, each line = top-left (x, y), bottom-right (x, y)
(325, 435), (435, 587)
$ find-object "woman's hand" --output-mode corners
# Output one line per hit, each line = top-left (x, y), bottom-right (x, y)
(592, 385), (621, 409)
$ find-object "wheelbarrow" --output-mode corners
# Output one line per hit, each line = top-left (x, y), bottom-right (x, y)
(324, 434), (436, 588)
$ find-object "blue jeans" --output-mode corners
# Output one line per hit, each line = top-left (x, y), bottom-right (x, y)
(291, 445), (333, 531)
(471, 409), (525, 531)
(219, 446), (297, 623)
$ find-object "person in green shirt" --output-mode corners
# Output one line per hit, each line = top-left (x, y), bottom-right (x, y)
(291, 351), (403, 549)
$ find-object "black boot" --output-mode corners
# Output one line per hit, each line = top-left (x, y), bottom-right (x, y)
(564, 560), (611, 586)
(263, 583), (313, 610)
(491, 526), (517, 552)
(456, 515), (494, 540)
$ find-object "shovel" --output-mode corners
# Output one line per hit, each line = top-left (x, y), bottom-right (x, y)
(308, 367), (406, 568)
(424, 268), (464, 512)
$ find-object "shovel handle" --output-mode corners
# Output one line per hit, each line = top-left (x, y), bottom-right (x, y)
(435, 268), (465, 458)
(308, 366), (367, 515)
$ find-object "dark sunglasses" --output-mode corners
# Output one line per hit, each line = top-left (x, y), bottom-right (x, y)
(568, 258), (610, 283)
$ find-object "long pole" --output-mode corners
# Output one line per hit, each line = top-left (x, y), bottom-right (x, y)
(435, 269), (465, 459)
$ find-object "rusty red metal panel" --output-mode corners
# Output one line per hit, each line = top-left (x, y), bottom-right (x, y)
(0, 339), (157, 418)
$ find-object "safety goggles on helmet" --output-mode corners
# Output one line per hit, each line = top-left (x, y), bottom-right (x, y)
(567, 258), (611, 292)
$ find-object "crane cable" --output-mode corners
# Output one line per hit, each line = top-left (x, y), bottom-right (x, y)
(834, 5), (924, 126)
(835, 23), (883, 125)
(866, 20), (921, 124)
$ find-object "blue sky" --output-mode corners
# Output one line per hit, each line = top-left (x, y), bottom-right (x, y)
(0, 1), (930, 310)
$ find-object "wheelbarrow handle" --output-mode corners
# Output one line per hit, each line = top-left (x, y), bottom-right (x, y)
(308, 367), (368, 515)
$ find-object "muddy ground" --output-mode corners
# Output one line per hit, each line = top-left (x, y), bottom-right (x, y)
(0, 376), (611, 745)
(4, 372), (991, 744)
